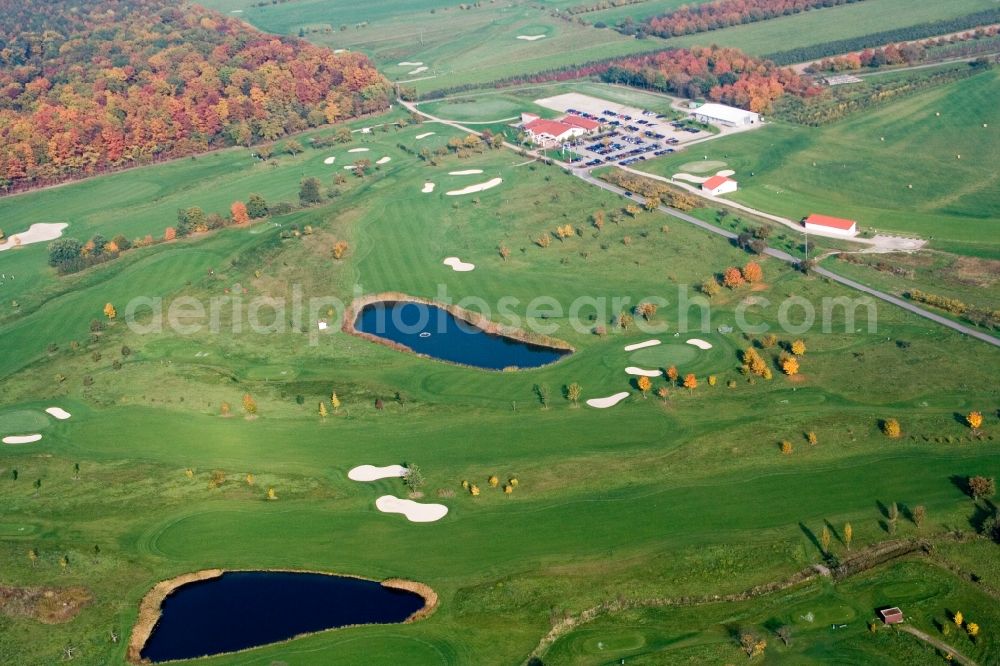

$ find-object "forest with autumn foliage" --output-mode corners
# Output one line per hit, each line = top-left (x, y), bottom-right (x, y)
(621, 0), (867, 38)
(0, 0), (391, 192)
(601, 46), (820, 113)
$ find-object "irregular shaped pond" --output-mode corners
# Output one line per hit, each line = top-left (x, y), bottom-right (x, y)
(354, 301), (570, 370)
(139, 572), (426, 662)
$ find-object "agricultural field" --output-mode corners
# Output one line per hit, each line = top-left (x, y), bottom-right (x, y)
(1, 104), (998, 664)
(636, 68), (1000, 259)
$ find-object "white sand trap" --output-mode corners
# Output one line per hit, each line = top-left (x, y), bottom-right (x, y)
(376, 156), (391, 164)
(317, 321), (328, 330)
(422, 182), (436, 193)
(349, 464), (408, 482)
(625, 367), (662, 377)
(517, 34), (546, 41)
(376, 495), (448, 523)
(334, 49), (347, 54)
(716, 169), (735, 177)
(398, 61), (423, 67)
(323, 156), (336, 165)
(449, 169), (484, 175)
(0, 223), (68, 252)
(408, 66), (428, 75)
(348, 147), (370, 153)
(416, 132), (435, 140)
(3, 434), (42, 445)
(686, 338), (713, 350)
(45, 407), (71, 420)
(586, 392), (630, 409)
(671, 173), (708, 184)
(443, 256), (475, 272)
(446, 177), (502, 196)
(624, 339), (661, 351)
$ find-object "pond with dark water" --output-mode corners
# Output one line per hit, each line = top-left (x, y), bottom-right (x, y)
(354, 301), (570, 370)
(140, 572), (425, 662)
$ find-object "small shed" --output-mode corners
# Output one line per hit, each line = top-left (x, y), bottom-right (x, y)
(878, 607), (904, 624)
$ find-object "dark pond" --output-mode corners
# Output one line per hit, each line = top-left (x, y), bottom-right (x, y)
(354, 301), (570, 370)
(140, 572), (425, 662)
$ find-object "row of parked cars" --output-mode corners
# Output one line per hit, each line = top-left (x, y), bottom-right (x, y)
(563, 107), (697, 168)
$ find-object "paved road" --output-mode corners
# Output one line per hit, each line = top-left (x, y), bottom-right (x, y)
(402, 100), (1000, 348)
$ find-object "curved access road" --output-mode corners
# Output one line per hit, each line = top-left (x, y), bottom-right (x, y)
(401, 99), (1000, 348)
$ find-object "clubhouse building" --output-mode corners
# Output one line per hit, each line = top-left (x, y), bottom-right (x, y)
(521, 113), (600, 147)
(701, 175), (738, 196)
(691, 103), (760, 127)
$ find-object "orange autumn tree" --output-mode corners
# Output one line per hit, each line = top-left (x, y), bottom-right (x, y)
(164, 227), (177, 241)
(967, 411), (983, 432)
(103, 303), (117, 320)
(637, 375), (652, 397)
(242, 393), (258, 416)
(231, 201), (250, 225)
(780, 354), (799, 376)
(666, 365), (679, 384)
(683, 373), (697, 392)
(742, 261), (763, 283)
(722, 267), (745, 289)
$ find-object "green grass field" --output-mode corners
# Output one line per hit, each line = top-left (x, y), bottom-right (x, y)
(637, 69), (1000, 259)
(1, 105), (998, 665)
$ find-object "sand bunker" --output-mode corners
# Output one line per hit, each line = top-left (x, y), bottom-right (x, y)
(672, 173), (708, 184)
(624, 339), (661, 352)
(586, 392), (630, 409)
(449, 169), (484, 175)
(349, 464), (408, 482)
(333, 49), (346, 54)
(443, 257), (475, 272)
(3, 434), (42, 444)
(716, 169), (735, 177)
(45, 407), (71, 420)
(686, 338), (712, 350)
(398, 61), (423, 67)
(446, 177), (502, 196)
(408, 66), (428, 75)
(422, 182), (436, 193)
(376, 496), (448, 523)
(0, 223), (69, 252)
(415, 132), (435, 140)
(317, 321), (328, 330)
(625, 367), (662, 377)
(517, 35), (546, 41)
(376, 156), (391, 164)
(348, 147), (369, 153)
(323, 156), (336, 165)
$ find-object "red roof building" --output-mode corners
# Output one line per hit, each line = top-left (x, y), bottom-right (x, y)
(803, 213), (858, 236)
(561, 114), (600, 131)
(701, 175), (738, 196)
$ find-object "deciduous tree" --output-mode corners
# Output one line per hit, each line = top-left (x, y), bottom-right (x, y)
(242, 393), (258, 416)
(967, 411), (983, 432)
(683, 373), (697, 392)
(637, 375), (652, 397)
(844, 522), (852, 550)
(821, 525), (831, 554)
(882, 418), (901, 439)
(791, 339), (806, 356)
(968, 476), (995, 500)
(780, 354), (799, 376)
(723, 266), (745, 289)
(230, 201), (250, 225)
(103, 303), (116, 320)
(566, 382), (582, 406)
(332, 240), (349, 259)
(742, 261), (763, 283)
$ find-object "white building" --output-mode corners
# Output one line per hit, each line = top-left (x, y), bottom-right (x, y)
(803, 213), (858, 237)
(692, 103), (760, 127)
(701, 175), (738, 196)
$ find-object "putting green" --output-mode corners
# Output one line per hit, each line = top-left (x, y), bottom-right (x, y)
(0, 522), (40, 537)
(581, 630), (646, 653)
(629, 344), (698, 368)
(0, 409), (51, 435)
(678, 160), (728, 174)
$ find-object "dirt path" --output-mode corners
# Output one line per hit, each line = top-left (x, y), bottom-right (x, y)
(897, 624), (979, 666)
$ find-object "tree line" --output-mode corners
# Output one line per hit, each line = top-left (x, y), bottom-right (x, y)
(620, 0), (868, 40)
(905, 289), (1000, 331)
(806, 26), (1000, 72)
(0, 0), (391, 193)
(763, 8), (1000, 65)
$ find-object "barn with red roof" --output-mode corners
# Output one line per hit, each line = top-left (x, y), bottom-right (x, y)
(803, 213), (859, 237)
(701, 175), (738, 196)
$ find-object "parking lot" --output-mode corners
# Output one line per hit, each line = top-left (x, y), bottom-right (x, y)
(534, 92), (712, 168)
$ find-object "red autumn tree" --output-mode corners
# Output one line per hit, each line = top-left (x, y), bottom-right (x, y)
(231, 201), (250, 225)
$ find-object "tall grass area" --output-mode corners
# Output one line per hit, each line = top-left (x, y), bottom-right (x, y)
(0, 116), (998, 665)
